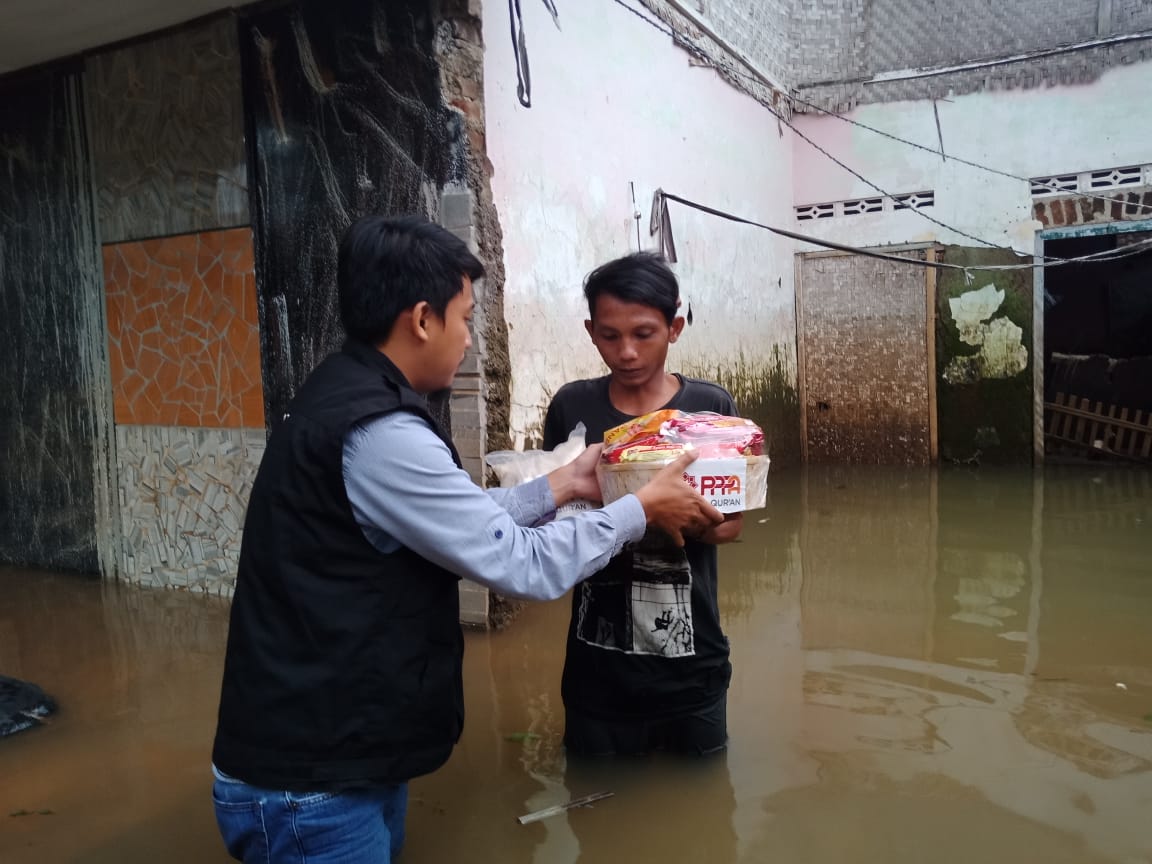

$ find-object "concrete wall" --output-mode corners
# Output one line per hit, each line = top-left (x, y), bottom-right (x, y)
(483, 0), (799, 462)
(790, 0), (1152, 81)
(791, 60), (1152, 256)
(790, 60), (1152, 464)
(645, 0), (1152, 109)
(641, 0), (792, 91)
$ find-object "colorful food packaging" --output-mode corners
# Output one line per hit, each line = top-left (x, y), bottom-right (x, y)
(598, 410), (769, 513)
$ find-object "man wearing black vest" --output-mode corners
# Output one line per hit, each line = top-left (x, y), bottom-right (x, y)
(210, 215), (722, 864)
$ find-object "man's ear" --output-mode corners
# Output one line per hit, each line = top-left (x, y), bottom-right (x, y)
(584, 319), (595, 340)
(408, 301), (432, 343)
(669, 315), (686, 343)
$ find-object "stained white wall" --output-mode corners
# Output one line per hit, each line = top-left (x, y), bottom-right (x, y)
(790, 61), (1152, 253)
(483, 0), (796, 447)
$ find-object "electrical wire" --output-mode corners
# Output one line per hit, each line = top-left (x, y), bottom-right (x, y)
(609, 1), (1152, 271)
(787, 92), (1152, 213)
(610, 0), (676, 38)
(609, 0), (1152, 254)
(609, 1), (1047, 255)
(654, 189), (1152, 274)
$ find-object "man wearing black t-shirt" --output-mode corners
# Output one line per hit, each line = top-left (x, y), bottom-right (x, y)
(542, 252), (743, 757)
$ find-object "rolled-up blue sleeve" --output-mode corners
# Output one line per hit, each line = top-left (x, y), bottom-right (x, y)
(342, 412), (645, 600)
(485, 477), (555, 527)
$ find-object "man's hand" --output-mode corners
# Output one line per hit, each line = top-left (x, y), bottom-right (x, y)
(691, 512), (743, 545)
(633, 451), (724, 547)
(546, 444), (604, 506)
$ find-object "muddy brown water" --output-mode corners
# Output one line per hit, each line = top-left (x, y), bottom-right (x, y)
(1, 466), (1150, 863)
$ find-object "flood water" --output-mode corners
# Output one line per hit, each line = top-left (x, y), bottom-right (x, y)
(2, 466), (1150, 863)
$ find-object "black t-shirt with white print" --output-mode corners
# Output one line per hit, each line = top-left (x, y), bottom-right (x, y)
(542, 374), (735, 719)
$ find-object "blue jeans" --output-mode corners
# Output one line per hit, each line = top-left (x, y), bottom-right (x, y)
(212, 765), (407, 864)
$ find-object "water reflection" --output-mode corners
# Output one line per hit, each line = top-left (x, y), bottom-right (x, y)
(0, 572), (231, 863)
(2, 466), (1150, 863)
(732, 466), (1152, 864)
(414, 465), (1152, 864)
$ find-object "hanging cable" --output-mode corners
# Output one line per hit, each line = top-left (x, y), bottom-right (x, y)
(508, 0), (532, 107)
(508, 0), (565, 108)
(787, 92), (1152, 213)
(608, 0), (1152, 252)
(610, 0), (676, 38)
(651, 189), (1152, 275)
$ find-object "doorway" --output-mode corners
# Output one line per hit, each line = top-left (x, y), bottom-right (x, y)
(1040, 228), (1152, 462)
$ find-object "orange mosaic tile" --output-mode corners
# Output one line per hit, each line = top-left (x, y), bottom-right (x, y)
(104, 228), (265, 428)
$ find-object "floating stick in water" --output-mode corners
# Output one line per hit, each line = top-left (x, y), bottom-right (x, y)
(517, 792), (615, 825)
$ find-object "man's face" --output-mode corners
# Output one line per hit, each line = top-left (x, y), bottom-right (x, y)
(424, 276), (475, 391)
(585, 293), (682, 388)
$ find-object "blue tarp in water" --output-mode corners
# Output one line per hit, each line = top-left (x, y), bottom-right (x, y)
(0, 675), (56, 739)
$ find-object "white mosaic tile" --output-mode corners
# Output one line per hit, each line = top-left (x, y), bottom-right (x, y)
(116, 425), (263, 596)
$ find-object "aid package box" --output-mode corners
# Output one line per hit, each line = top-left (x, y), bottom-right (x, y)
(596, 410), (768, 513)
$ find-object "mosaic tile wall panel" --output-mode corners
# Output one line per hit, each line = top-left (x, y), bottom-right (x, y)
(0, 70), (115, 573)
(104, 228), (265, 428)
(239, 0), (457, 424)
(86, 15), (248, 244)
(116, 425), (265, 594)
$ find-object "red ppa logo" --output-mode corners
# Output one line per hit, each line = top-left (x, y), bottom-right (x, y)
(700, 475), (742, 496)
(683, 472), (698, 490)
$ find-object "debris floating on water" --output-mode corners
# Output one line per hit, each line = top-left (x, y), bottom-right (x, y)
(518, 791), (614, 825)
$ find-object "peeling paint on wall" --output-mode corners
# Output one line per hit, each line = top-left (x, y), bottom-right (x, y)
(943, 284), (1029, 385)
(936, 247), (1034, 464)
(950, 284), (1006, 346)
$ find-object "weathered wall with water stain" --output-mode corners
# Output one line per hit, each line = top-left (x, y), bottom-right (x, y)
(936, 246), (1034, 464)
(797, 250), (933, 466)
(0, 68), (116, 575)
(238, 0), (463, 425)
(1, 3), (497, 603)
(682, 346), (801, 469)
(237, 0), (500, 621)
(86, 16), (266, 593)
(483, 0), (797, 453)
(435, 0), (513, 467)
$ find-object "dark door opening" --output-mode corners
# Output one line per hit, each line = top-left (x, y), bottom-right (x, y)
(1043, 231), (1152, 462)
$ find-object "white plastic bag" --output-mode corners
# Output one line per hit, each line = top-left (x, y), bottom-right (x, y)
(484, 423), (587, 488)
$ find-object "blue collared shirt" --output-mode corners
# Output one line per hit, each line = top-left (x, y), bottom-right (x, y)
(341, 411), (646, 601)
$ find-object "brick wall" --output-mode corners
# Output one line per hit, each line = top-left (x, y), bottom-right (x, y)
(439, 185), (491, 627)
(1034, 189), (1152, 229)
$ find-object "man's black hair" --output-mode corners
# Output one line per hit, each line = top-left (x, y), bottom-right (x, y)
(338, 215), (485, 344)
(583, 251), (679, 325)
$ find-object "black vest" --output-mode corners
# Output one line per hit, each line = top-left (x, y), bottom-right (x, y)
(212, 340), (465, 789)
